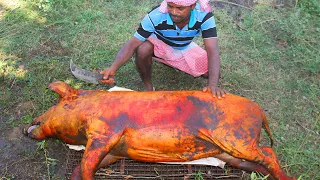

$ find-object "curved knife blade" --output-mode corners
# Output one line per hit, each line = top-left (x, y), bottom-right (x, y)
(70, 60), (115, 84)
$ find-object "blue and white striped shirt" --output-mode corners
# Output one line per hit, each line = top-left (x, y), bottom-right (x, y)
(134, 3), (217, 50)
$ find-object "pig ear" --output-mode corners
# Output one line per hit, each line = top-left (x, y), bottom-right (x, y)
(49, 81), (77, 98)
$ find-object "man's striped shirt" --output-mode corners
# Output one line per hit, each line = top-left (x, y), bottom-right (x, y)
(134, 3), (217, 50)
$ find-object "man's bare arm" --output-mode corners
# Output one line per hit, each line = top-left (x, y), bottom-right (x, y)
(203, 38), (227, 98)
(100, 37), (143, 83)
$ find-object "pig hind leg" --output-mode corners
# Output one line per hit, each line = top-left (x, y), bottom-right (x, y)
(215, 153), (272, 178)
(228, 146), (294, 180)
(258, 147), (295, 180)
(98, 154), (123, 168)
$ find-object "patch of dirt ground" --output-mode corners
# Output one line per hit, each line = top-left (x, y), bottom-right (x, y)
(0, 119), (68, 179)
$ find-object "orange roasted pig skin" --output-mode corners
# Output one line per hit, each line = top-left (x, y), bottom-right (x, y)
(25, 81), (295, 180)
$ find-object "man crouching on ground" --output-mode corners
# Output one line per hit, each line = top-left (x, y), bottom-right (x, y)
(101, 0), (227, 99)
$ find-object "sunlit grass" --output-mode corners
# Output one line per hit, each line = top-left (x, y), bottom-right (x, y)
(0, 0), (46, 23)
(0, 0), (22, 8)
(0, 51), (27, 79)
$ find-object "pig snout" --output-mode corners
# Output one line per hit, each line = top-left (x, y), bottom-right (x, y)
(23, 125), (39, 136)
(23, 118), (41, 136)
(28, 125), (38, 133)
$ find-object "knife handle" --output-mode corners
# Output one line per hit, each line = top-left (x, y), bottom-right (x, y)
(97, 74), (116, 85)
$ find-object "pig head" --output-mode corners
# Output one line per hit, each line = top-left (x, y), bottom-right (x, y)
(25, 81), (295, 180)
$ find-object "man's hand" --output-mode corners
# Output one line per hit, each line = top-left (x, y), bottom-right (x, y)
(203, 86), (227, 99)
(100, 68), (116, 84)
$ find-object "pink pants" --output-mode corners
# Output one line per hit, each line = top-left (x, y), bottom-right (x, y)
(148, 37), (208, 77)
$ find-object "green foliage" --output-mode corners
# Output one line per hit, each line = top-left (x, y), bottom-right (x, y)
(297, 0), (320, 16)
(194, 170), (204, 180)
(3, 8), (26, 22)
(35, 0), (55, 12)
(4, 115), (32, 127)
(37, 140), (57, 179)
(218, 4), (319, 180)
(27, 0), (71, 12)
(250, 172), (269, 180)
(239, 6), (320, 75)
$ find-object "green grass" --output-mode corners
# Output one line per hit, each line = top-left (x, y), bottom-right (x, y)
(0, 0), (319, 179)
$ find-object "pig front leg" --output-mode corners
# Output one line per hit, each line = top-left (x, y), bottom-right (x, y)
(71, 154), (123, 180)
(72, 133), (122, 180)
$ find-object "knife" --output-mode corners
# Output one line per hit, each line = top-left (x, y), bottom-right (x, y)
(70, 60), (116, 85)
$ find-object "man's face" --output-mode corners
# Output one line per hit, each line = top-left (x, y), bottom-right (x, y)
(167, 2), (195, 24)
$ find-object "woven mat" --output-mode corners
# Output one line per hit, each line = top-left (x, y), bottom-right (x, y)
(65, 149), (243, 179)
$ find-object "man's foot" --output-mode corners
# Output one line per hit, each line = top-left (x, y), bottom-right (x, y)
(201, 72), (209, 79)
(144, 84), (155, 91)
